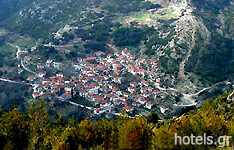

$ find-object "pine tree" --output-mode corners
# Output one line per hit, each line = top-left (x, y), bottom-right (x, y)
(0, 108), (28, 149)
(27, 101), (53, 149)
(119, 117), (152, 149)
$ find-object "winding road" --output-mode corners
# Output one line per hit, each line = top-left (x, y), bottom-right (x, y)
(68, 100), (93, 110)
(7, 43), (27, 60)
(7, 43), (37, 75)
(177, 81), (230, 107)
(21, 60), (37, 75)
(0, 43), (37, 86)
(0, 78), (33, 86)
(57, 96), (94, 110)
(155, 80), (229, 107)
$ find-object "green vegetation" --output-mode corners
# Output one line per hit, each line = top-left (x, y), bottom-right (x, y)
(0, 0), (159, 40)
(191, 0), (230, 13)
(100, 0), (158, 14)
(0, 82), (29, 111)
(152, 9), (178, 20)
(0, 3), (234, 147)
(145, 26), (175, 56)
(186, 31), (234, 83)
(0, 28), (7, 36)
(74, 20), (157, 53)
(1, 0), (88, 39)
(179, 0), (234, 83)
(0, 44), (16, 54)
(37, 46), (61, 61)
(0, 0), (33, 21)
(159, 56), (179, 76)
(14, 37), (36, 51)
(113, 26), (155, 47)
(1, 93), (234, 149)
(74, 20), (115, 53)
(0, 44), (18, 77)
(135, 13), (149, 22)
(130, 8), (179, 23)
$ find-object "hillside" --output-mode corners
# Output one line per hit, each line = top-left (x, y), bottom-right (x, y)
(0, 0), (234, 120)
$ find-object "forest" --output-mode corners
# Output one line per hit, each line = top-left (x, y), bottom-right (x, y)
(1, 93), (234, 149)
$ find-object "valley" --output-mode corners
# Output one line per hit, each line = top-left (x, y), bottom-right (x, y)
(0, 0), (234, 120)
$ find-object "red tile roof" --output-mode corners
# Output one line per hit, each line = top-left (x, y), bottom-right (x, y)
(114, 70), (121, 74)
(147, 101), (153, 104)
(153, 90), (160, 93)
(122, 48), (128, 54)
(123, 106), (133, 110)
(138, 69), (146, 73)
(86, 57), (97, 61)
(27, 75), (36, 80)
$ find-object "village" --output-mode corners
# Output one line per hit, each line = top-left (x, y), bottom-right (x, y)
(24, 48), (179, 117)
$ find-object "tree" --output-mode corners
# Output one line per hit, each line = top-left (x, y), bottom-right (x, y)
(152, 122), (176, 150)
(147, 111), (160, 124)
(27, 101), (53, 149)
(65, 119), (94, 149)
(118, 117), (152, 149)
(0, 108), (28, 150)
(0, 70), (3, 76)
(93, 119), (118, 149)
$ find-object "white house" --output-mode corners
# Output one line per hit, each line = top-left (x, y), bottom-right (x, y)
(160, 106), (169, 114)
(146, 101), (153, 109)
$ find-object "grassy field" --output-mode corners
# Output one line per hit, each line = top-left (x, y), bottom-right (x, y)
(129, 8), (180, 23)
(1, 28), (38, 51)
(135, 13), (148, 21)
(0, 28), (7, 36)
(153, 9), (178, 20)
(14, 36), (36, 50)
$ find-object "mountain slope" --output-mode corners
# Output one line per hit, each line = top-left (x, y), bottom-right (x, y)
(1, 0), (158, 39)
(0, 0), (234, 118)
(147, 0), (234, 88)
(0, 0), (35, 21)
(186, 0), (234, 83)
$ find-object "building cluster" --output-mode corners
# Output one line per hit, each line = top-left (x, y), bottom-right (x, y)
(28, 49), (170, 115)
